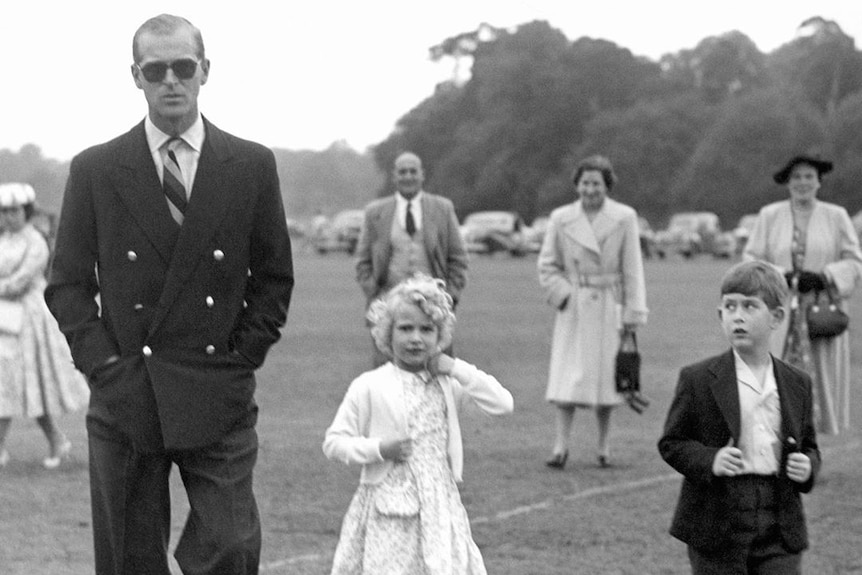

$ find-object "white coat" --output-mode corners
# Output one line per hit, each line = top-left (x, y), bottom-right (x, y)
(538, 198), (648, 406)
(322, 359), (513, 483)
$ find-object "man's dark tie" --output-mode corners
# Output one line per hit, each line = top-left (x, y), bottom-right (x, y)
(162, 138), (187, 224)
(405, 200), (416, 237)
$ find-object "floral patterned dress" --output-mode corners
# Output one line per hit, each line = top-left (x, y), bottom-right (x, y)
(330, 369), (486, 575)
(0, 224), (89, 418)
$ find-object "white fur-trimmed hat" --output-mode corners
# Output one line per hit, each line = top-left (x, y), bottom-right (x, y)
(0, 182), (36, 208)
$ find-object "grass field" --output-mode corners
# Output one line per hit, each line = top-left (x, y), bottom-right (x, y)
(2, 252), (861, 574)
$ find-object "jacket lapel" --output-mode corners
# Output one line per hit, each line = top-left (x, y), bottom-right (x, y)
(377, 197), (396, 236)
(590, 201), (624, 247)
(773, 359), (803, 443)
(113, 122), (180, 265)
(420, 194), (438, 252)
(562, 203), (601, 255)
(709, 350), (741, 441)
(372, 197), (396, 272)
(149, 119), (238, 334)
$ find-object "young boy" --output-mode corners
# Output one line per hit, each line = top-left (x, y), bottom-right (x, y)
(659, 260), (820, 574)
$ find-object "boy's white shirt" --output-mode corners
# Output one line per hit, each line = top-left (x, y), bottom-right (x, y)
(733, 350), (782, 475)
(322, 359), (513, 483)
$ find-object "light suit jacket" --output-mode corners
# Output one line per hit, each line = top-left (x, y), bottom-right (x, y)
(355, 192), (468, 305)
(322, 360), (513, 483)
(45, 118), (294, 450)
(658, 350), (821, 552)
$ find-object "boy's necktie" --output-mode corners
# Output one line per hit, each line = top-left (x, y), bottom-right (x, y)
(405, 200), (416, 236)
(162, 138), (188, 224)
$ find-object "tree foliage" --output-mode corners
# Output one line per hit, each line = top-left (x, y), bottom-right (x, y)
(9, 15), (862, 229)
(374, 16), (862, 228)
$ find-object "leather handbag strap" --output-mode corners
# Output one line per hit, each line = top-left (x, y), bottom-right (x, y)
(620, 329), (638, 352)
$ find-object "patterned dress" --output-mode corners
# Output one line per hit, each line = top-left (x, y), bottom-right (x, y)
(0, 224), (89, 418)
(744, 200), (862, 434)
(330, 369), (486, 575)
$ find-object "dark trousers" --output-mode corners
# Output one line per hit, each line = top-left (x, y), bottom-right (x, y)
(688, 475), (801, 575)
(87, 417), (261, 575)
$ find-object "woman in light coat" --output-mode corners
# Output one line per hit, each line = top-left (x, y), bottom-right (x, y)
(744, 153), (862, 434)
(538, 155), (648, 469)
(0, 183), (89, 469)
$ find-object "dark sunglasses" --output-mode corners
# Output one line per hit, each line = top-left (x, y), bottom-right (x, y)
(135, 59), (199, 83)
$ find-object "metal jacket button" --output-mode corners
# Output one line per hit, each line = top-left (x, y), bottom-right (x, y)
(142, 345), (152, 357)
(213, 249), (225, 261)
(205, 296), (214, 308)
(127, 251), (138, 261)
(133, 303), (144, 311)
(205, 345), (216, 355)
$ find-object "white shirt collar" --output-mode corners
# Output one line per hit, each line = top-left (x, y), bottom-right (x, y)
(395, 190), (423, 207)
(144, 114), (205, 154)
(733, 349), (775, 394)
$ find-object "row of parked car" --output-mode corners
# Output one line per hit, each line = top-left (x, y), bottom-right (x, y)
(306, 209), (546, 257)
(304, 208), (762, 260)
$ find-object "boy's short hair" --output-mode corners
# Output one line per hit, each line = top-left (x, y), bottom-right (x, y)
(367, 273), (456, 358)
(720, 260), (788, 309)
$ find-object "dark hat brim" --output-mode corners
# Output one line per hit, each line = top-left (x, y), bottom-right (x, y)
(773, 155), (833, 184)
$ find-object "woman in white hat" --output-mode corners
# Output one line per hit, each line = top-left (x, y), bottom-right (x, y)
(0, 182), (89, 469)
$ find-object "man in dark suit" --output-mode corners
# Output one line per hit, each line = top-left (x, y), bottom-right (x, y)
(45, 14), (293, 574)
(659, 261), (820, 574)
(355, 152), (467, 365)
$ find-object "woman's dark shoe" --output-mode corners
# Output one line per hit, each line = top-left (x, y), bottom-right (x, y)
(545, 450), (569, 469)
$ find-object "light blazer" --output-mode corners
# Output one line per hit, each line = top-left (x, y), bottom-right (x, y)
(658, 350), (821, 552)
(355, 192), (468, 305)
(322, 360), (513, 483)
(45, 118), (294, 450)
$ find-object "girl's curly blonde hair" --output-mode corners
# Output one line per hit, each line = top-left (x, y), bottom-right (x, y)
(367, 274), (456, 359)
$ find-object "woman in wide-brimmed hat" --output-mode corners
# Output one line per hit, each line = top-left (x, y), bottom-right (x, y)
(744, 153), (862, 435)
(0, 183), (89, 469)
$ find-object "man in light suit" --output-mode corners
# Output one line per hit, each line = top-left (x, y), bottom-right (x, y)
(355, 152), (468, 365)
(45, 14), (293, 574)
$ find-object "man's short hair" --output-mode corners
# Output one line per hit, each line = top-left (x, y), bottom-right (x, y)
(132, 14), (205, 63)
(720, 260), (788, 309)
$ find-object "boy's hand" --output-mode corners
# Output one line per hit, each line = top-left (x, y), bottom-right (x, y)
(379, 437), (412, 462)
(785, 452), (812, 483)
(428, 352), (454, 376)
(712, 438), (744, 477)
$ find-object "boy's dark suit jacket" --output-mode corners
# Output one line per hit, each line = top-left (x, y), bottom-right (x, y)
(658, 350), (820, 553)
(45, 118), (294, 451)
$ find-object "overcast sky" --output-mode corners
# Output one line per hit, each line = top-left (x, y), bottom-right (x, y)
(3, 1), (861, 160)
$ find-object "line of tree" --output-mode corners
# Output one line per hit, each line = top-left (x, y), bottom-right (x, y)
(0, 142), (382, 223)
(4, 16), (862, 231)
(373, 17), (862, 229)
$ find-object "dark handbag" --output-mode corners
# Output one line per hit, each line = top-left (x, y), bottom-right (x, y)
(806, 287), (848, 339)
(615, 331), (650, 413)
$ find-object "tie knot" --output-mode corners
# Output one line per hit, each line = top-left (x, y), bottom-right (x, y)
(164, 137), (184, 154)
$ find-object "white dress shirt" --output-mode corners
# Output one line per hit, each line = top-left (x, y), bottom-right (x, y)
(144, 114), (205, 197)
(734, 350), (782, 475)
(395, 190), (423, 234)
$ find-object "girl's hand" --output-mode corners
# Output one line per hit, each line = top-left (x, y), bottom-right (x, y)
(427, 352), (454, 376)
(379, 437), (412, 463)
(785, 452), (812, 483)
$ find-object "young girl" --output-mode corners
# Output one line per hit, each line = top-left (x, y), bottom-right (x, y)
(323, 274), (513, 574)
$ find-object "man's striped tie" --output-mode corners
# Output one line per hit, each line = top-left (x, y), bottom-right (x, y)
(162, 138), (187, 224)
